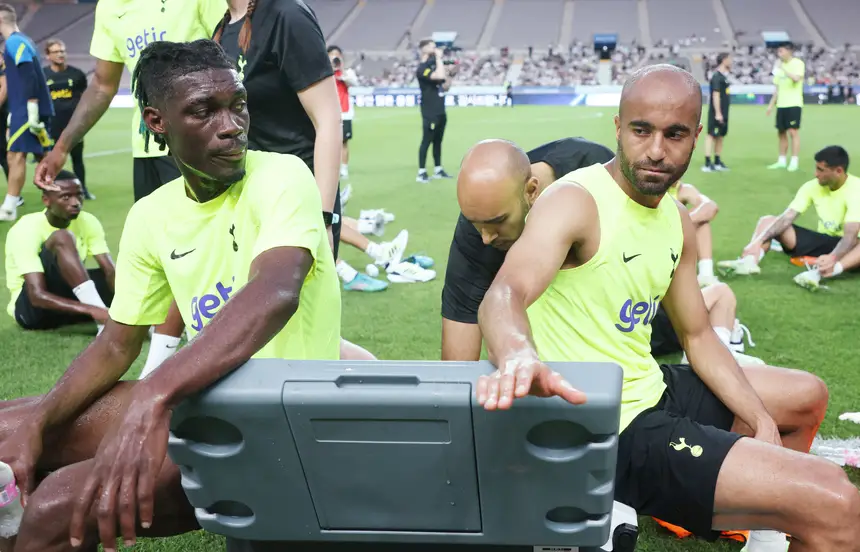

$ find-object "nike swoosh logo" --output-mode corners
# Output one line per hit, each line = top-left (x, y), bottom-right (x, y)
(623, 253), (641, 263)
(170, 248), (195, 260)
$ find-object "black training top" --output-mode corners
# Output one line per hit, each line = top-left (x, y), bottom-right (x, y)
(43, 64), (86, 127)
(709, 69), (730, 115)
(441, 136), (615, 324)
(416, 57), (446, 119)
(215, 0), (333, 171)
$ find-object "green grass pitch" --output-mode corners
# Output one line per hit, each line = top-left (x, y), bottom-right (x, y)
(0, 104), (858, 551)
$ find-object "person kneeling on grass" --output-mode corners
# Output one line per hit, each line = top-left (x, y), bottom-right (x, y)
(0, 38), (357, 552)
(719, 145), (860, 291)
(3, 170), (113, 333)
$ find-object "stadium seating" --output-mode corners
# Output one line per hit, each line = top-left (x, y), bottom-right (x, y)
(12, 0), (859, 89)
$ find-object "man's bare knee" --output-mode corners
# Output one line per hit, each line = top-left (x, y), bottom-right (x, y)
(15, 466), (95, 552)
(792, 370), (829, 422)
(803, 458), (860, 548)
(44, 229), (76, 252)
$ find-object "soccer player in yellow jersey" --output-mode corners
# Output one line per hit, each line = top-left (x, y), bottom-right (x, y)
(4, 170), (113, 332)
(766, 43), (805, 172)
(720, 145), (860, 291)
(33, 0), (226, 377)
(476, 65), (859, 551)
(0, 40), (340, 551)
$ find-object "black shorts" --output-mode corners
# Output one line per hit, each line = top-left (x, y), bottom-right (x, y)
(14, 245), (114, 330)
(342, 119), (353, 142)
(614, 364), (744, 540)
(649, 305), (681, 356)
(775, 106), (802, 132)
(133, 155), (182, 202)
(785, 224), (841, 257)
(707, 110), (728, 137)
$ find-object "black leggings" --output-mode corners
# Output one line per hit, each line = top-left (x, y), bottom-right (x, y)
(418, 114), (446, 170)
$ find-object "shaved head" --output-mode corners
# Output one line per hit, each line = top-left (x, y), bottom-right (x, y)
(620, 64), (703, 122)
(614, 64), (703, 199)
(457, 139), (535, 250)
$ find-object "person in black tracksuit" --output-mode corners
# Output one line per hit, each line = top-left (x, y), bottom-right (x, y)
(415, 38), (452, 183)
(213, 0), (343, 258)
(42, 38), (92, 199)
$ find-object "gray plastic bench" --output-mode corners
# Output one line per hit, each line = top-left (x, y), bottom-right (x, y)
(168, 360), (638, 552)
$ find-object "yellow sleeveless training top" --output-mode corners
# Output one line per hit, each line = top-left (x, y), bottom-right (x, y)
(527, 164), (684, 432)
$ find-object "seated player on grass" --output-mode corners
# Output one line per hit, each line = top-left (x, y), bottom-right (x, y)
(0, 39), (346, 552)
(4, 170), (113, 333)
(473, 65), (856, 552)
(719, 146), (860, 291)
(667, 180), (720, 287)
(443, 137), (758, 366)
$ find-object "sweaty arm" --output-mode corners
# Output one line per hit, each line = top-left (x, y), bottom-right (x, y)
(662, 207), (773, 433)
(52, 59), (123, 153)
(22, 272), (102, 318)
(27, 320), (148, 435)
(678, 183), (718, 223)
(479, 184), (596, 366)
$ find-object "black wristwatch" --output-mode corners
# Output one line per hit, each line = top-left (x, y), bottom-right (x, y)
(322, 211), (340, 227)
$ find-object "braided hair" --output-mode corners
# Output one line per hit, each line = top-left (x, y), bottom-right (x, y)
(213, 0), (257, 55)
(131, 39), (235, 153)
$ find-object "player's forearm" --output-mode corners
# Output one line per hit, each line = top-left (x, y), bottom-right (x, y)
(29, 289), (98, 318)
(478, 284), (538, 369)
(712, 92), (721, 113)
(144, 258), (306, 410)
(30, 325), (141, 433)
(755, 213), (794, 244)
(54, 76), (119, 152)
(830, 233), (858, 260)
(312, 112), (342, 213)
(684, 331), (771, 431)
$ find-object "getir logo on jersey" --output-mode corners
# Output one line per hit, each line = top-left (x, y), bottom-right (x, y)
(190, 277), (235, 332)
(126, 27), (167, 59)
(615, 295), (661, 333)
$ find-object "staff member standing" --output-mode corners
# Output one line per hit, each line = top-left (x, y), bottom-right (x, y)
(416, 38), (452, 184)
(702, 52), (730, 173)
(43, 38), (92, 199)
(213, 0), (344, 258)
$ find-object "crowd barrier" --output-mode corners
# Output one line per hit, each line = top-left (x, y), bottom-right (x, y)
(110, 84), (859, 109)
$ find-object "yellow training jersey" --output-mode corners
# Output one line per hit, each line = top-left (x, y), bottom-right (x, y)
(4, 211), (109, 317)
(526, 164), (684, 432)
(787, 174), (860, 237)
(109, 150), (341, 361)
(90, 0), (225, 158)
(773, 57), (805, 108)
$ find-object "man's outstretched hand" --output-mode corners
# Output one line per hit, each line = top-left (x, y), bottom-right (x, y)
(34, 148), (68, 193)
(476, 357), (587, 410)
(69, 387), (171, 550)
